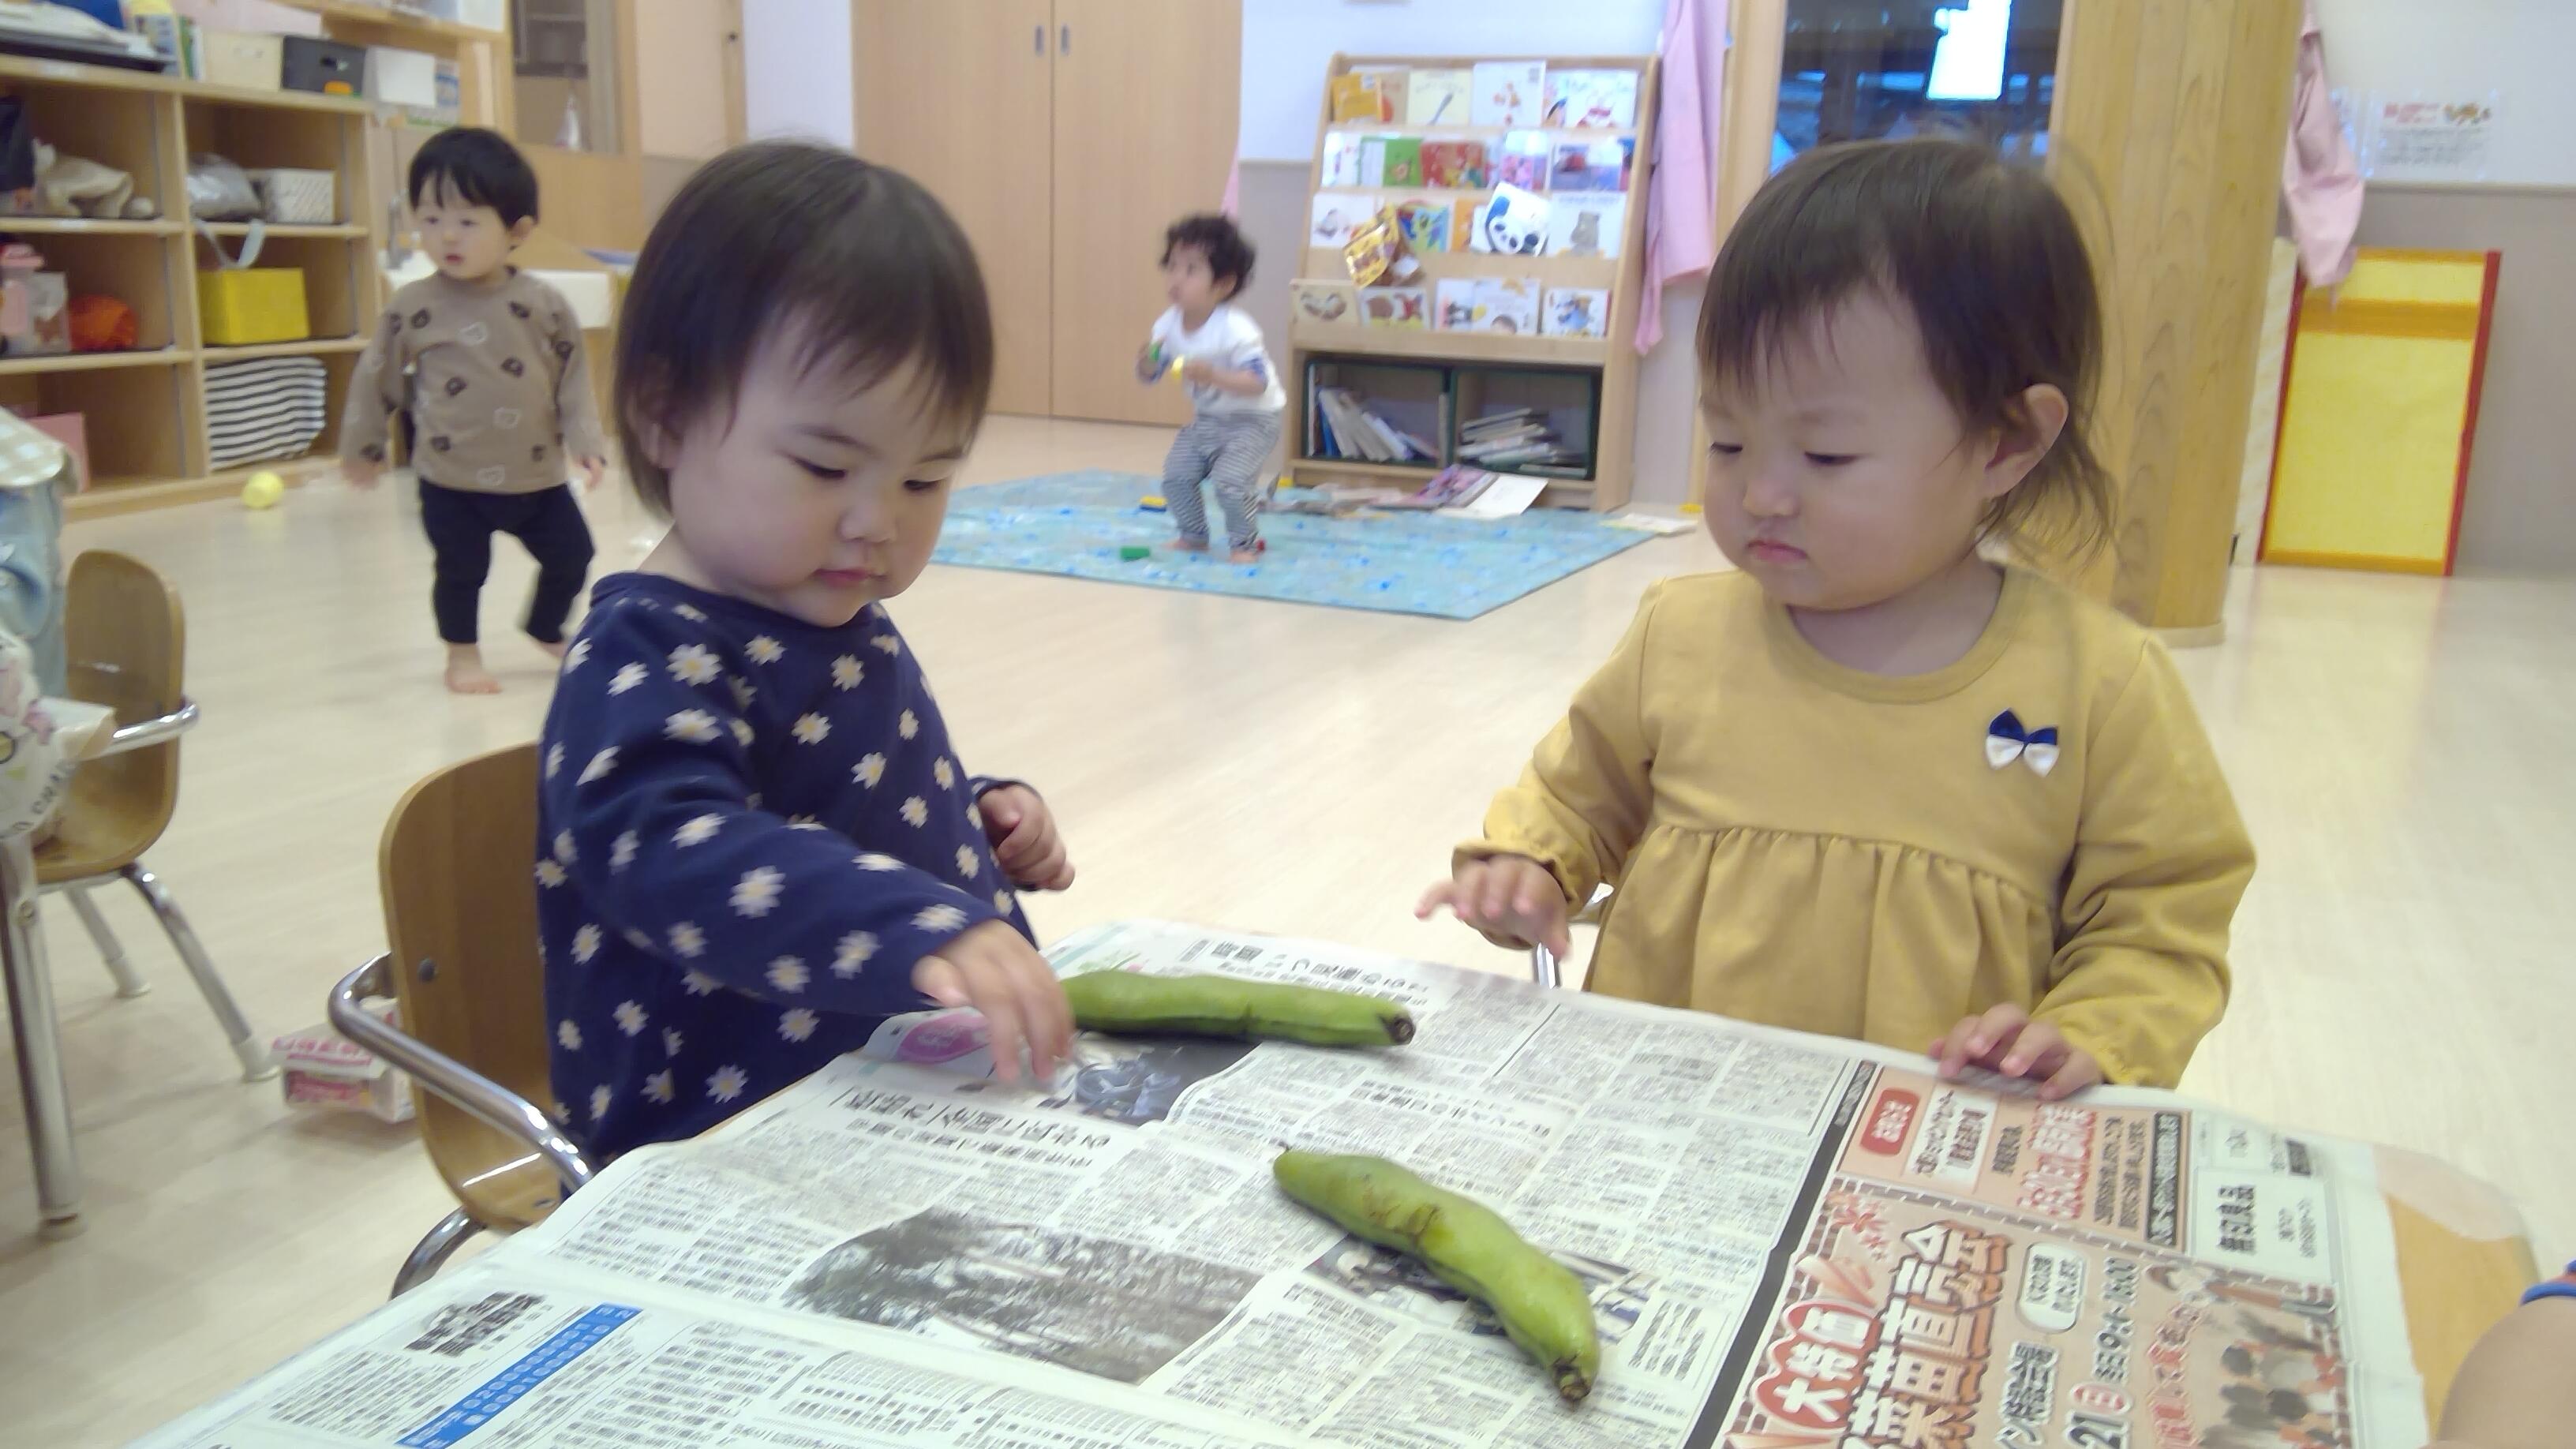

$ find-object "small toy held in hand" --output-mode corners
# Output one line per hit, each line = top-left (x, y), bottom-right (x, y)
(241, 470), (285, 510)
(1144, 343), (1185, 383)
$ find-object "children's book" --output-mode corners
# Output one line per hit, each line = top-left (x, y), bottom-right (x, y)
(1382, 137), (1425, 189)
(1542, 286), (1611, 337)
(1545, 195), (1626, 258)
(1360, 67), (1410, 123)
(1477, 276), (1541, 335)
(1545, 69), (1640, 129)
(1549, 137), (1633, 193)
(1470, 60), (1546, 127)
(1493, 130), (1552, 191)
(1291, 279), (1358, 326)
(1450, 197), (1487, 245)
(1468, 183), (1551, 256)
(1421, 140), (1489, 189)
(1357, 286), (1428, 329)
(1406, 66), (1472, 126)
(1329, 73), (1383, 123)
(1396, 200), (1451, 255)
(1355, 135), (1388, 187)
(1309, 193), (1376, 249)
(1321, 132), (1363, 188)
(1434, 278), (1480, 331)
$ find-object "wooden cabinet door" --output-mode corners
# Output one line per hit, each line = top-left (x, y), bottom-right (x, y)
(854, 0), (1057, 417)
(1046, 0), (1240, 425)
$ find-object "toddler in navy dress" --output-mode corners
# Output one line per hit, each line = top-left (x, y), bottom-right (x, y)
(536, 144), (1075, 1159)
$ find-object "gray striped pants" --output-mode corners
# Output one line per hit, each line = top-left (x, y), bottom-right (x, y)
(1163, 410), (1281, 549)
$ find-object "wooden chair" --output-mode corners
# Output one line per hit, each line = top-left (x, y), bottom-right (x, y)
(328, 742), (593, 1297)
(42, 551), (272, 1080)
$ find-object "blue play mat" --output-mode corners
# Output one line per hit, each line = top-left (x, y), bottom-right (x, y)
(933, 471), (1654, 620)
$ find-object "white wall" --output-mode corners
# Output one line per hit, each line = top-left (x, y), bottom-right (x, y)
(2315, 0), (2576, 188)
(1237, 0), (1665, 160)
(741, 0), (854, 148)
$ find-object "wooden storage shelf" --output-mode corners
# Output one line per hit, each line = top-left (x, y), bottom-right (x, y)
(268, 0), (505, 43)
(0, 51), (380, 514)
(1294, 322), (1608, 366)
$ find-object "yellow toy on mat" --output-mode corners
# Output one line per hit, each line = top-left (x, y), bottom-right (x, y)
(241, 470), (286, 510)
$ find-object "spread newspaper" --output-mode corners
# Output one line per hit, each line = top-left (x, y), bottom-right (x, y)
(136, 920), (2428, 1448)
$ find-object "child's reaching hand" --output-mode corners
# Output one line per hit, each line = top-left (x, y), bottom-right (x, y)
(574, 453), (606, 491)
(979, 784), (1076, 892)
(1417, 855), (1571, 959)
(913, 920), (1073, 1086)
(1930, 1004), (2104, 1101)
(343, 456), (383, 490)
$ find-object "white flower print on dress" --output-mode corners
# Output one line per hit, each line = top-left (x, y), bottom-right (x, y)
(933, 758), (956, 789)
(832, 655), (863, 689)
(707, 1065), (748, 1102)
(854, 753), (887, 788)
(871, 635), (901, 656)
(666, 710), (721, 743)
(788, 815), (826, 830)
(995, 889), (1016, 913)
(535, 859), (567, 889)
(662, 1027), (683, 1058)
(546, 743), (564, 778)
(733, 867), (784, 916)
(899, 710), (919, 739)
(556, 1020), (583, 1050)
(792, 713), (829, 744)
(682, 968), (721, 995)
(554, 830), (577, 863)
(675, 814), (722, 847)
(610, 661), (648, 695)
(613, 1001), (648, 1036)
(834, 931), (878, 975)
(914, 904), (968, 934)
(728, 676), (756, 710)
(766, 956), (810, 993)
(670, 921), (707, 958)
(564, 638), (590, 671)
(967, 802), (983, 831)
(578, 748), (619, 784)
(675, 604), (707, 623)
(612, 831), (638, 871)
(779, 1008), (818, 1043)
(590, 1085), (612, 1121)
(856, 853), (902, 872)
(571, 923), (602, 963)
(731, 718), (755, 748)
(901, 797), (929, 828)
(956, 846), (982, 880)
(626, 928), (655, 952)
(668, 643), (721, 683)
(747, 635), (785, 665)
(643, 1070), (675, 1104)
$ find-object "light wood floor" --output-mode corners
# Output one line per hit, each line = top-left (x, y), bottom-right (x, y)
(8, 415), (2572, 1443)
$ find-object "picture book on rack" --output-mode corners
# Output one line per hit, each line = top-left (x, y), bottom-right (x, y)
(1310, 194), (1376, 249)
(1358, 286), (1428, 329)
(1545, 69), (1640, 129)
(1321, 132), (1363, 188)
(1435, 279), (1479, 331)
(1396, 200), (1451, 254)
(1470, 60), (1546, 127)
(1406, 67), (1472, 126)
(1476, 276), (1541, 335)
(1543, 286), (1611, 337)
(1494, 131), (1552, 190)
(1330, 73), (1393, 123)
(1382, 137), (1425, 189)
(1291, 280), (1357, 326)
(1422, 140), (1489, 189)
(1545, 195), (1626, 258)
(1470, 183), (1551, 256)
(1549, 137), (1634, 193)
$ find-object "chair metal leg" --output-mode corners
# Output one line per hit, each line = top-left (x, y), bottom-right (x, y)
(65, 886), (148, 998)
(4, 837), (80, 1228)
(1530, 942), (1561, 990)
(118, 862), (278, 1081)
(393, 1208), (485, 1297)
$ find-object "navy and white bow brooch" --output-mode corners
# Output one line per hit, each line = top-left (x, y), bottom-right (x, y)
(1986, 710), (2059, 776)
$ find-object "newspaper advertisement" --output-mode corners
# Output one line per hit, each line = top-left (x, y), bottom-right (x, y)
(135, 920), (2428, 1449)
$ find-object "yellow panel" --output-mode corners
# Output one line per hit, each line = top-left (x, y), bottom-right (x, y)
(2267, 331), (2471, 566)
(2335, 250), (2488, 307)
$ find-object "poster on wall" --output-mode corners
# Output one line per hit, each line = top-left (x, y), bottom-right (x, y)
(2363, 94), (2499, 181)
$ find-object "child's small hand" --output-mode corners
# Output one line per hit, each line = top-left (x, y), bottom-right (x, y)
(574, 454), (606, 491)
(1135, 344), (1163, 384)
(1417, 856), (1571, 958)
(913, 920), (1073, 1086)
(343, 457), (382, 490)
(979, 784), (1074, 892)
(1930, 1004), (2103, 1100)
(1181, 358), (1215, 386)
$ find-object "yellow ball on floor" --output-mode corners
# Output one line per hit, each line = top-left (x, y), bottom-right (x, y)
(242, 471), (286, 510)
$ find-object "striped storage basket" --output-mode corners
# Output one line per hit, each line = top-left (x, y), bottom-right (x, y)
(204, 355), (328, 470)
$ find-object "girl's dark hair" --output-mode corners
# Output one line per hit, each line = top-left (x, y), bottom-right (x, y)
(614, 143), (994, 515)
(1698, 137), (2112, 558)
(1162, 213), (1255, 297)
(408, 126), (539, 225)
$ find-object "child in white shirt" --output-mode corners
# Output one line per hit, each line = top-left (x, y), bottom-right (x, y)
(1138, 214), (1285, 564)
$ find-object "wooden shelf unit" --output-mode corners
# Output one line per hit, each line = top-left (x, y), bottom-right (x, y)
(1286, 52), (1660, 509)
(0, 54), (382, 519)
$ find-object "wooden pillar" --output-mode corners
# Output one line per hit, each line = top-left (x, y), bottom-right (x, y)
(2050, 0), (2301, 639)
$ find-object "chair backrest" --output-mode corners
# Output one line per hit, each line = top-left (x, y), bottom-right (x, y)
(379, 741), (556, 1223)
(62, 550), (182, 848)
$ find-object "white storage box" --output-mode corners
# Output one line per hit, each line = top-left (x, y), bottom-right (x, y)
(365, 45), (440, 110)
(249, 167), (336, 225)
(200, 31), (283, 91)
(273, 998), (416, 1125)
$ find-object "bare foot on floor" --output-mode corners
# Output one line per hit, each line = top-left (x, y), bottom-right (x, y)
(444, 645), (502, 695)
(1229, 548), (1261, 564)
(1171, 537), (1210, 553)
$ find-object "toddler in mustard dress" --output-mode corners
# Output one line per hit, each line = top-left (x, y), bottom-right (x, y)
(1422, 139), (2254, 1098)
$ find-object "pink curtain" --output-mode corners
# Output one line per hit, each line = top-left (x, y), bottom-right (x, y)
(2282, 0), (2362, 288)
(1638, 0), (1730, 352)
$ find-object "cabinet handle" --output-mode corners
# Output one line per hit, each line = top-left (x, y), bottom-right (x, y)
(1033, 23), (1043, 54)
(1060, 23), (1070, 54)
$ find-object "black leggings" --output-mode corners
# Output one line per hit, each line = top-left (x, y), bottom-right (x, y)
(417, 480), (595, 646)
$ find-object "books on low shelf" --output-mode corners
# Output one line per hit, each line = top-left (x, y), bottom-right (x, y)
(1310, 386), (1439, 465)
(1460, 407), (1586, 474)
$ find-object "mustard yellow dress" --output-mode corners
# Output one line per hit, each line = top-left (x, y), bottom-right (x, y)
(1464, 568), (2254, 1087)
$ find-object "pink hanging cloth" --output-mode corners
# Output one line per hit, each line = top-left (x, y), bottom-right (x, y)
(2282, 0), (2362, 288)
(1636, 0), (1731, 353)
